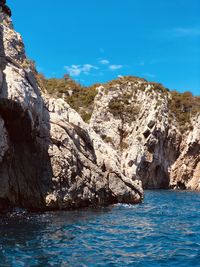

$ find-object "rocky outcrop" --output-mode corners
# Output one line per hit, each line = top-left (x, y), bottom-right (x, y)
(0, 3), (199, 212)
(0, 7), (143, 211)
(0, 0), (11, 17)
(170, 114), (200, 190)
(90, 78), (200, 189)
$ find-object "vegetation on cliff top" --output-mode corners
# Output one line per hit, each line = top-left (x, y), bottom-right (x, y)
(36, 73), (98, 122)
(108, 92), (140, 123)
(169, 91), (200, 132)
(34, 71), (200, 129)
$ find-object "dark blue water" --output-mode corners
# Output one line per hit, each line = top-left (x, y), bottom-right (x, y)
(1, 190), (200, 267)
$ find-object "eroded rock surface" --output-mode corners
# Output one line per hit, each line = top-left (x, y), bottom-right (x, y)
(0, 3), (199, 212)
(0, 9), (143, 211)
(90, 78), (200, 189)
(170, 114), (200, 190)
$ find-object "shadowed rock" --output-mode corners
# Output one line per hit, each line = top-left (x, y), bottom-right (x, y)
(0, 8), (143, 212)
(0, 0), (11, 17)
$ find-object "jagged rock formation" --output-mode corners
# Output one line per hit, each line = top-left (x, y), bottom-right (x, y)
(90, 78), (200, 190)
(0, 6), (143, 211)
(170, 114), (200, 190)
(0, 0), (11, 17)
(0, 3), (199, 212)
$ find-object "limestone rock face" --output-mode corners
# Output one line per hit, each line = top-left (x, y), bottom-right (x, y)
(90, 79), (199, 189)
(0, 12), (143, 211)
(170, 114), (200, 190)
(0, 5), (199, 212)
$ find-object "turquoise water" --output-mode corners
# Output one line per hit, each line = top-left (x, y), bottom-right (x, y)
(1, 190), (200, 267)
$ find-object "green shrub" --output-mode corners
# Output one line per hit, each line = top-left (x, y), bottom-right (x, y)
(101, 135), (113, 143)
(149, 82), (168, 94)
(34, 72), (200, 131)
(104, 76), (147, 91)
(36, 73), (98, 122)
(169, 91), (200, 132)
(80, 110), (92, 123)
(108, 93), (140, 123)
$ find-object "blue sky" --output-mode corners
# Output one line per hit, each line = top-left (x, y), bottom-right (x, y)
(8, 0), (200, 95)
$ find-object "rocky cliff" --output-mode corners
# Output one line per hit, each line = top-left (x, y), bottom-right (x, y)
(0, 4), (199, 212)
(0, 7), (143, 211)
(90, 78), (200, 190)
(170, 114), (200, 190)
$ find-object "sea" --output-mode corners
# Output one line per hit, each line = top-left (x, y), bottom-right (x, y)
(0, 190), (200, 267)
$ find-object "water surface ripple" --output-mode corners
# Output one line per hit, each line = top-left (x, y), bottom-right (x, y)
(1, 190), (200, 266)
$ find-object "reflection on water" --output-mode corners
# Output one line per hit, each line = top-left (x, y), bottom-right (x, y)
(1, 190), (200, 266)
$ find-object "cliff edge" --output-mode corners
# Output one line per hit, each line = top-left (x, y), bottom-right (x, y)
(0, 3), (199, 212)
(0, 4), (143, 211)
(90, 78), (200, 190)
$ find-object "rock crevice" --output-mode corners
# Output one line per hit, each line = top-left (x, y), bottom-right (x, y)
(0, 5), (143, 211)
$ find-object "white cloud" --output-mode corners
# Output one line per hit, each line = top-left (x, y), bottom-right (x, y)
(171, 27), (200, 38)
(64, 65), (81, 76)
(64, 64), (98, 77)
(109, 64), (123, 71)
(143, 72), (156, 78)
(82, 64), (98, 74)
(99, 59), (110, 65)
